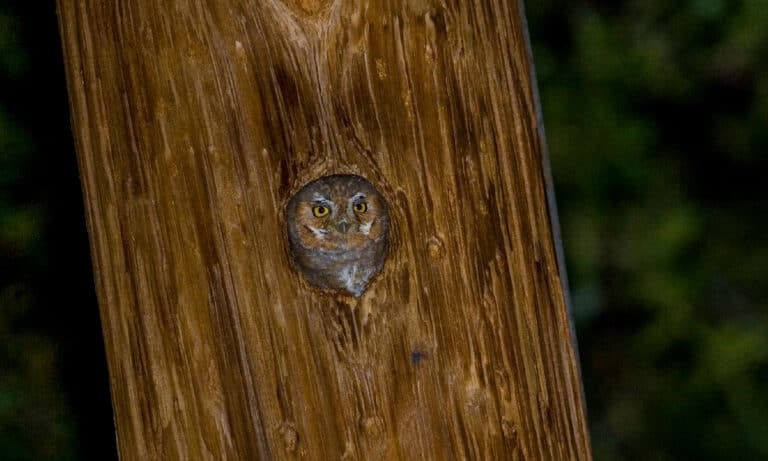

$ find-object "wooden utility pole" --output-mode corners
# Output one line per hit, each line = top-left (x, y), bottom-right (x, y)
(58, 1), (591, 459)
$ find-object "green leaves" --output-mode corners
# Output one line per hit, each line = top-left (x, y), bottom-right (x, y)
(528, 1), (768, 459)
(0, 5), (79, 461)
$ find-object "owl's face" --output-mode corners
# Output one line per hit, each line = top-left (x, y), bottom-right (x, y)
(289, 175), (387, 252)
(286, 174), (389, 297)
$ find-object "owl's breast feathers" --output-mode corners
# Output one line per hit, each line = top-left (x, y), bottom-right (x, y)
(290, 238), (386, 297)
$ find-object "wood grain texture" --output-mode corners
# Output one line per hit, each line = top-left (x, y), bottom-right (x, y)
(57, 0), (591, 459)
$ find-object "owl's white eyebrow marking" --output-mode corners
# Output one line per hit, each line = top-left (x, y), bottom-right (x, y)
(350, 192), (366, 203)
(311, 193), (333, 205)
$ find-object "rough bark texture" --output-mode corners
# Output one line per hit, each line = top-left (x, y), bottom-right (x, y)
(58, 0), (591, 459)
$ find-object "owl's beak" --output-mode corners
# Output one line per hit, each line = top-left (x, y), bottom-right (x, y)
(335, 220), (351, 234)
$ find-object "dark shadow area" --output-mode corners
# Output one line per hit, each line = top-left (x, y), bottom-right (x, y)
(0, 2), (116, 460)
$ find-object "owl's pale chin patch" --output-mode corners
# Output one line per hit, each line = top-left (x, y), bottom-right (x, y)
(359, 221), (373, 235)
(338, 264), (358, 294)
(306, 225), (328, 239)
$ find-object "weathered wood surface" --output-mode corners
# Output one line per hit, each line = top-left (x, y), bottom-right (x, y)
(58, 0), (591, 459)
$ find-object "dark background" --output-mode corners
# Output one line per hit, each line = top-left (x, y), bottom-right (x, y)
(1, 1), (766, 459)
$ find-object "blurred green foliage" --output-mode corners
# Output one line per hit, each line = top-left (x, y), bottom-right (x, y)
(0, 7), (77, 461)
(1, 2), (112, 460)
(527, 1), (768, 459)
(0, 0), (766, 460)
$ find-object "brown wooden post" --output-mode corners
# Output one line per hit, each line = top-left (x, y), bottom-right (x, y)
(58, 1), (591, 459)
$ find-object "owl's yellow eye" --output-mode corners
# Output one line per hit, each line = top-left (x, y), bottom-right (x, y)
(354, 202), (367, 213)
(312, 205), (330, 217)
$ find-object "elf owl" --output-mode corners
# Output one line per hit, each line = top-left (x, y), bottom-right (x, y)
(286, 174), (390, 297)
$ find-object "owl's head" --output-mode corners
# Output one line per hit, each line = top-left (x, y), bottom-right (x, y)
(287, 174), (389, 252)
